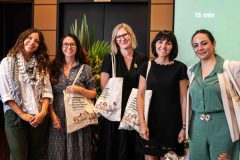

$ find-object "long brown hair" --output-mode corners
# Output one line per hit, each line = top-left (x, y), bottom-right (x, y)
(50, 33), (87, 84)
(8, 28), (50, 74)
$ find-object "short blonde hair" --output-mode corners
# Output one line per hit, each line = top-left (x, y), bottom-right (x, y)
(111, 23), (137, 54)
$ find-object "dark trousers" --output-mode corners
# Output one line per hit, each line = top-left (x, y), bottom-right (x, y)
(4, 110), (48, 160)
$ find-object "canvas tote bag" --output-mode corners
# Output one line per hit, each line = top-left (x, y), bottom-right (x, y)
(222, 60), (240, 140)
(95, 54), (123, 121)
(64, 64), (98, 133)
(119, 61), (152, 132)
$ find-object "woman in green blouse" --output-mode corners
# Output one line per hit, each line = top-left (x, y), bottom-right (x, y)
(187, 29), (240, 160)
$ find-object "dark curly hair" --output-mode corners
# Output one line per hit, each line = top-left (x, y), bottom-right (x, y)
(151, 30), (178, 60)
(50, 33), (87, 84)
(8, 28), (50, 74)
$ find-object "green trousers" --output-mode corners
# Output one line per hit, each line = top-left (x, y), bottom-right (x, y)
(4, 110), (49, 160)
(189, 111), (239, 160)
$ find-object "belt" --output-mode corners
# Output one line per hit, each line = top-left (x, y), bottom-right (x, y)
(200, 113), (211, 121)
(194, 111), (224, 122)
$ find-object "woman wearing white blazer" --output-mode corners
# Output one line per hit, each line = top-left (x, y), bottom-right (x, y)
(186, 29), (240, 160)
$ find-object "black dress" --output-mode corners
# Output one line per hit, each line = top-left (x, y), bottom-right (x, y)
(136, 60), (188, 156)
(95, 51), (147, 160)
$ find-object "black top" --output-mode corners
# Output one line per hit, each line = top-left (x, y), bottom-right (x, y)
(95, 51), (147, 160)
(101, 51), (147, 116)
(137, 60), (188, 156)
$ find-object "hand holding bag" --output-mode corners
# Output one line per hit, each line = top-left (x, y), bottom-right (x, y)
(64, 64), (98, 133)
(119, 61), (152, 132)
(95, 54), (123, 121)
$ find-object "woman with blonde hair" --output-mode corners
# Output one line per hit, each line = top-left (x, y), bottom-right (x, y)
(95, 23), (147, 160)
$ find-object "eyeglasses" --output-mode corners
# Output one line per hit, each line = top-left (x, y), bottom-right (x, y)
(62, 42), (76, 48)
(115, 33), (129, 41)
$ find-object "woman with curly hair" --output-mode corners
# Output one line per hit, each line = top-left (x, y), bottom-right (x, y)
(0, 28), (53, 160)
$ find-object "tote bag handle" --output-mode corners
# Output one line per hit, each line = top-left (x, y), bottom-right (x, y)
(146, 61), (151, 82)
(72, 64), (84, 85)
(111, 53), (117, 78)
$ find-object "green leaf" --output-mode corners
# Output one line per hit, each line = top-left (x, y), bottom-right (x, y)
(69, 19), (79, 37)
(90, 24), (95, 48)
(80, 14), (90, 51)
(69, 14), (111, 97)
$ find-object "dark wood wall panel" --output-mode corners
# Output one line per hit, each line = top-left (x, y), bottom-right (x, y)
(112, 0), (148, 2)
(0, 0), (32, 2)
(0, 4), (3, 127)
(0, 4), (4, 60)
(4, 3), (32, 55)
(0, 3), (32, 59)
(58, 0), (148, 2)
(59, 3), (105, 42)
(58, 2), (149, 54)
(104, 3), (149, 54)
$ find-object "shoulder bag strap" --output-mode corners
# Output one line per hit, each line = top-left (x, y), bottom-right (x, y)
(72, 64), (84, 85)
(111, 53), (116, 78)
(145, 60), (151, 82)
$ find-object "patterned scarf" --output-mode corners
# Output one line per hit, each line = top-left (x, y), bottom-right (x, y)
(7, 53), (44, 107)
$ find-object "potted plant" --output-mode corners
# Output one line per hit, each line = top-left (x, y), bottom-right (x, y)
(69, 14), (111, 98)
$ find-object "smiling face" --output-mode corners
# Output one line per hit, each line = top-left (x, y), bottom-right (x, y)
(155, 39), (173, 58)
(115, 28), (132, 50)
(192, 33), (216, 61)
(23, 32), (40, 55)
(62, 36), (77, 59)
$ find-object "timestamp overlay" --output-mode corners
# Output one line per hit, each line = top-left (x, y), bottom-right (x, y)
(174, 0), (240, 66)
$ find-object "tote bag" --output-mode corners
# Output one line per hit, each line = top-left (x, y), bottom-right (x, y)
(64, 64), (98, 133)
(119, 61), (152, 132)
(222, 60), (240, 140)
(95, 54), (123, 121)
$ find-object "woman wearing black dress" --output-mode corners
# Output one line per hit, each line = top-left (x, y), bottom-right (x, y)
(95, 23), (147, 160)
(137, 31), (188, 160)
